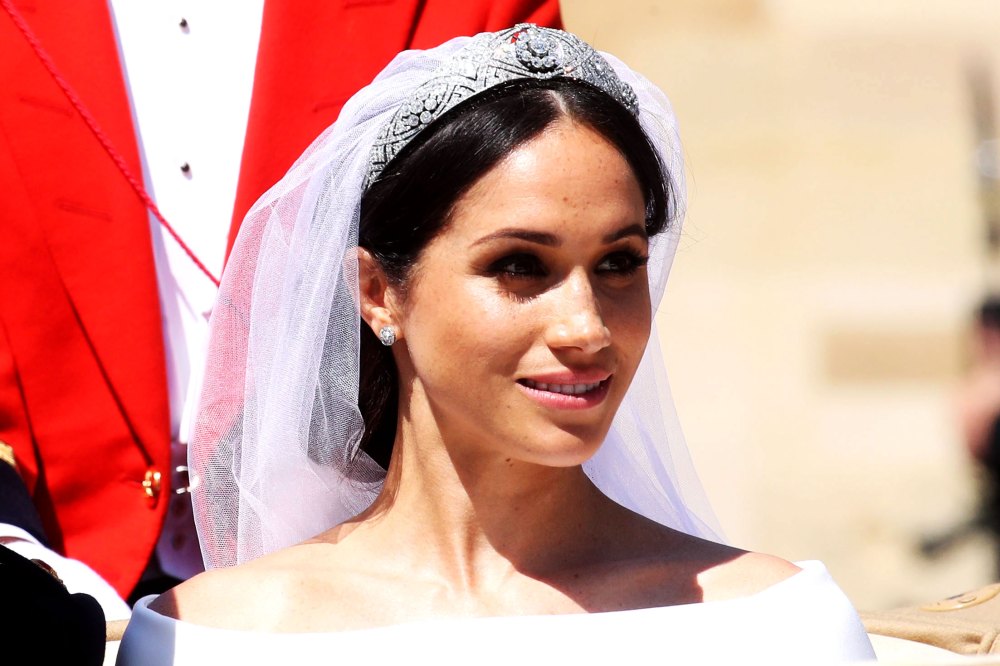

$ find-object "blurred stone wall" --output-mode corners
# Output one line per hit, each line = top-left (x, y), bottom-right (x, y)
(563, 0), (1000, 609)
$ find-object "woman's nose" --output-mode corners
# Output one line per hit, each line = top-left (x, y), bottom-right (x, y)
(545, 271), (612, 354)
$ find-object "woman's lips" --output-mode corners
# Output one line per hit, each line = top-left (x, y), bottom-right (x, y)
(516, 376), (612, 409)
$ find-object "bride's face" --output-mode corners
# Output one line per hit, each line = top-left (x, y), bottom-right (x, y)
(393, 118), (652, 466)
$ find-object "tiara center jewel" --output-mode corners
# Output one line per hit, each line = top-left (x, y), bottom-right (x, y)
(515, 27), (560, 73)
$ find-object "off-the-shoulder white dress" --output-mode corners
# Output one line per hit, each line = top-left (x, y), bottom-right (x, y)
(117, 561), (875, 664)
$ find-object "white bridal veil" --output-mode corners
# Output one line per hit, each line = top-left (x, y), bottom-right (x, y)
(189, 25), (724, 569)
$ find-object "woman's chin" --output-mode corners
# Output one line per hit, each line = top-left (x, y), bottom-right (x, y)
(517, 428), (609, 468)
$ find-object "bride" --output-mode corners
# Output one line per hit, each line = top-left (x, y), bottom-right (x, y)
(119, 25), (874, 663)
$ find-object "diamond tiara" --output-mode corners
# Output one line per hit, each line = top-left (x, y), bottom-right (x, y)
(365, 24), (639, 188)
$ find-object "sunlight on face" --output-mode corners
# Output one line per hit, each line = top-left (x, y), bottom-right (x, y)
(394, 119), (652, 467)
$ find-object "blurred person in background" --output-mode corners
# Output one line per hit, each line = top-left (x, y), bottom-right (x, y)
(956, 296), (1000, 573)
(0, 0), (560, 628)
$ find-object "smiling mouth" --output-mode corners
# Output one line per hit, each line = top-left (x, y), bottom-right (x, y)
(518, 378), (607, 395)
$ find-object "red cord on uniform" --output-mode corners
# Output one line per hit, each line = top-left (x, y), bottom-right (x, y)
(1, 0), (222, 288)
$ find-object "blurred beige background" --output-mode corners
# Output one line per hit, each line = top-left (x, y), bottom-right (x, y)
(563, 0), (1000, 610)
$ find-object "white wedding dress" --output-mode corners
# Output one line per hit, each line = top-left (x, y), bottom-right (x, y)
(117, 561), (875, 664)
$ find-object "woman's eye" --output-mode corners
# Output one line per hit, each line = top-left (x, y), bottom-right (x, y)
(596, 251), (649, 276)
(488, 253), (547, 279)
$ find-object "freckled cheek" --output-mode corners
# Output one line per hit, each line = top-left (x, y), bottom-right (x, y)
(456, 287), (538, 360)
(603, 288), (651, 334)
(406, 282), (535, 380)
(602, 292), (652, 368)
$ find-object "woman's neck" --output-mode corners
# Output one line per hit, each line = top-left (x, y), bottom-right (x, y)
(353, 416), (619, 595)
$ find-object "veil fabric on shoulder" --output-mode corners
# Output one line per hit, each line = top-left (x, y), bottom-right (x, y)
(189, 31), (724, 569)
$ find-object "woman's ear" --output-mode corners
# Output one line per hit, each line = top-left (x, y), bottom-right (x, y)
(357, 248), (399, 339)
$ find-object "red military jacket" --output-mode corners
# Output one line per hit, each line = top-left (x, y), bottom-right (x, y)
(0, 0), (560, 598)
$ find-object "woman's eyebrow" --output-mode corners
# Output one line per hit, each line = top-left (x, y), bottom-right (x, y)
(471, 223), (646, 248)
(471, 229), (559, 247)
(603, 223), (647, 243)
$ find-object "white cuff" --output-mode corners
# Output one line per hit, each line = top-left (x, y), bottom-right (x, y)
(1, 522), (131, 620)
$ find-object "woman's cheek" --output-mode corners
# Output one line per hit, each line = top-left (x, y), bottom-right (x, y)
(604, 286), (651, 334)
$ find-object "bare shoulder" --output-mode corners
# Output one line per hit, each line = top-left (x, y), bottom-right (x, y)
(693, 546), (802, 602)
(147, 544), (345, 631)
(147, 561), (285, 630)
(589, 509), (803, 607)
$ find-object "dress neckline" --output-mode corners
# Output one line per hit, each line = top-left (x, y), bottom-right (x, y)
(136, 561), (826, 636)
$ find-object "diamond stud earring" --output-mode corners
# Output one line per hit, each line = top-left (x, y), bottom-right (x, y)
(378, 326), (396, 346)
